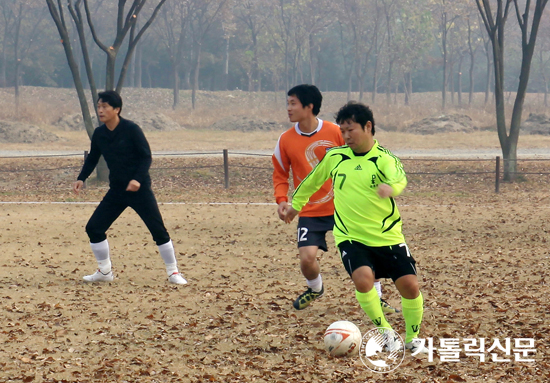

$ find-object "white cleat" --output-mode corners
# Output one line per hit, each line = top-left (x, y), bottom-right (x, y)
(383, 331), (402, 353)
(83, 269), (114, 282)
(168, 272), (188, 285)
(405, 338), (430, 355)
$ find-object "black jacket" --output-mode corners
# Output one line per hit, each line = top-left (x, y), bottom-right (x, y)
(77, 117), (152, 189)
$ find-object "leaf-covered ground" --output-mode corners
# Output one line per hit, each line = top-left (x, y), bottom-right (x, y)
(0, 157), (549, 382)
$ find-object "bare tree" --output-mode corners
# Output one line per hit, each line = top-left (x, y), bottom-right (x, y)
(536, 9), (550, 106)
(476, 0), (549, 181)
(466, 12), (482, 105)
(431, 0), (461, 110)
(371, 0), (386, 104)
(382, 0), (398, 104)
(47, 0), (167, 182)
(336, 0), (372, 101)
(189, 0), (228, 108)
(270, 0), (296, 91)
(67, 0), (102, 116)
(393, 0), (434, 105)
(46, 0), (95, 138)
(234, 0), (267, 91)
(83, 0), (167, 92)
(5, 1), (47, 111)
(155, 0), (192, 108)
(0, 2), (17, 88)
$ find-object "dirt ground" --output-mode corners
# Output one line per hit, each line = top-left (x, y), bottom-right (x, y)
(0, 155), (549, 383)
(1, 87), (549, 382)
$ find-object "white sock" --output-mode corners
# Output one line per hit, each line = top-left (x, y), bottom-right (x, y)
(374, 281), (382, 298)
(90, 240), (111, 273)
(158, 240), (179, 276)
(306, 274), (323, 292)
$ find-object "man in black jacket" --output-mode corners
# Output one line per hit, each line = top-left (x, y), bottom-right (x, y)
(73, 90), (187, 285)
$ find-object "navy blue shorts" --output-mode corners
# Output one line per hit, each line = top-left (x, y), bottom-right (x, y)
(296, 215), (334, 251)
(338, 240), (417, 281)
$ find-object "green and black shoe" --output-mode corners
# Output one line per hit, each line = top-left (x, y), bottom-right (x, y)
(380, 298), (401, 314)
(293, 285), (324, 310)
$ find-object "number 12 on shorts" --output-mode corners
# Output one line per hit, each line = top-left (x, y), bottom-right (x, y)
(298, 227), (308, 242)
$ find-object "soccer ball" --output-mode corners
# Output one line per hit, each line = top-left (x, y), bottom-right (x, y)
(323, 321), (362, 357)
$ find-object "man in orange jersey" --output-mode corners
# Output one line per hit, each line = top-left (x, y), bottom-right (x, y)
(273, 84), (398, 313)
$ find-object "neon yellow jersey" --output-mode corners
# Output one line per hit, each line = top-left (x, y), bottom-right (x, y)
(291, 140), (407, 247)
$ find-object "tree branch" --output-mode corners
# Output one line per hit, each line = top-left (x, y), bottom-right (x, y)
(83, 0), (109, 53)
(116, 0), (168, 92)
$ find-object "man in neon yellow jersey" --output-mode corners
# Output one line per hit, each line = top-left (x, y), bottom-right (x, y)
(284, 101), (428, 354)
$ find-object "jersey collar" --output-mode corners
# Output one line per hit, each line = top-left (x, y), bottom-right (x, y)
(353, 139), (379, 157)
(295, 118), (323, 136)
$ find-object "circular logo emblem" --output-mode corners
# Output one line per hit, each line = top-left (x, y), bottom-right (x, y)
(359, 328), (405, 373)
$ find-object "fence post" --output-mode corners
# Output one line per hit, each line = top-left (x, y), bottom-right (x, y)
(495, 156), (500, 193)
(83, 151), (88, 189)
(223, 149), (229, 189)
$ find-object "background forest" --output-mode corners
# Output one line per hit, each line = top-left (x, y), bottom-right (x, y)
(0, 0), (549, 110)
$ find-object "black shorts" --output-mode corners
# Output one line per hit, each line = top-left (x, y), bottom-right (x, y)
(296, 216), (334, 252)
(338, 240), (417, 281)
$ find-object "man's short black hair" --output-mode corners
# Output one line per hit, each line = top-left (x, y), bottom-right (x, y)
(98, 90), (123, 115)
(287, 84), (322, 116)
(335, 101), (375, 135)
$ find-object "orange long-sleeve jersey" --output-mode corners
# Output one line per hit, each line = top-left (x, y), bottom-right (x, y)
(272, 119), (344, 217)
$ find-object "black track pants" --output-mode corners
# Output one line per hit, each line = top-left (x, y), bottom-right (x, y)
(85, 186), (170, 246)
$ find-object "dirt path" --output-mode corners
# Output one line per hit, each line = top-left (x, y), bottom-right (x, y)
(3, 148), (550, 158)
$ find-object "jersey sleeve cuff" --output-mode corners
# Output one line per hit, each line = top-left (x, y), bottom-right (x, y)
(276, 196), (288, 204)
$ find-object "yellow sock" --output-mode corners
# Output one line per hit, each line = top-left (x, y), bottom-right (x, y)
(402, 292), (424, 343)
(356, 288), (392, 330)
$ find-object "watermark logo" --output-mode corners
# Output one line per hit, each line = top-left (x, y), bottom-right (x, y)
(359, 328), (405, 373)
(358, 331), (536, 373)
(417, 337), (536, 363)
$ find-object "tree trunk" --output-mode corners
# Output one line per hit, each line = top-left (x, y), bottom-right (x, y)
(192, 43), (202, 109)
(484, 47), (491, 105)
(404, 72), (411, 105)
(223, 37), (229, 90)
(506, 40), (538, 180)
(14, 4), (22, 113)
(347, 60), (354, 101)
(105, 52), (116, 90)
(449, 60), (455, 105)
(492, 39), (513, 180)
(540, 50), (548, 107)
(0, 29), (6, 87)
(386, 59), (393, 104)
(135, 42), (142, 88)
(146, 62), (152, 87)
(469, 51), (475, 105)
(284, 41), (289, 91)
(544, 80), (548, 107)
(172, 63), (180, 109)
(457, 56), (463, 107)
(129, 44), (135, 88)
(372, 54), (379, 104)
(308, 33), (315, 85)
(69, 1), (99, 115)
(358, 73), (364, 102)
(442, 38), (447, 110)
(247, 70), (253, 92)
(46, 0), (95, 140)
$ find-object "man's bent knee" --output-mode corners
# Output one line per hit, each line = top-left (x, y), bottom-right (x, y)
(395, 275), (420, 299)
(352, 266), (375, 293)
(85, 223), (106, 244)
